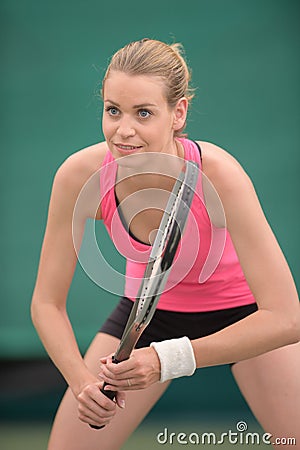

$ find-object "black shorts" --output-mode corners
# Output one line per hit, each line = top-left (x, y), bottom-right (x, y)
(100, 297), (258, 350)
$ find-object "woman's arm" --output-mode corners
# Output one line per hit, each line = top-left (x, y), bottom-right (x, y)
(31, 143), (124, 426)
(185, 143), (300, 367)
(31, 152), (91, 393)
(191, 141), (300, 366)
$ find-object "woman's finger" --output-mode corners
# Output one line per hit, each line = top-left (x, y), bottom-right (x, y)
(100, 364), (135, 380)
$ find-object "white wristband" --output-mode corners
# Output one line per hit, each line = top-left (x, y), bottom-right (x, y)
(150, 336), (196, 383)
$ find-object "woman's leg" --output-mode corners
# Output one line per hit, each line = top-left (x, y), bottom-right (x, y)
(48, 332), (170, 450)
(232, 341), (300, 448)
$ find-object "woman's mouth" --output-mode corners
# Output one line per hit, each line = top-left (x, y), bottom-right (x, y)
(114, 143), (143, 154)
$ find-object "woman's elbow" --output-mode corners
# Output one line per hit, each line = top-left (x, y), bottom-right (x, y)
(30, 297), (41, 328)
(284, 307), (300, 345)
(30, 296), (55, 328)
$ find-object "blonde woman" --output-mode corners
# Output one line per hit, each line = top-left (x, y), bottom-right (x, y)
(31, 39), (300, 450)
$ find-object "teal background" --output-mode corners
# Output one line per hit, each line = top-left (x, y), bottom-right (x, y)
(1, 0), (299, 422)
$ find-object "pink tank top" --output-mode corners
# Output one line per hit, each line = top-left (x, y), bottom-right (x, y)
(100, 138), (256, 312)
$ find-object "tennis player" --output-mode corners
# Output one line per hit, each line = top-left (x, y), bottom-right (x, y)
(31, 39), (300, 449)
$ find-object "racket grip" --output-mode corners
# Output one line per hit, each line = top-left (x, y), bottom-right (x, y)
(89, 356), (120, 430)
(89, 384), (117, 430)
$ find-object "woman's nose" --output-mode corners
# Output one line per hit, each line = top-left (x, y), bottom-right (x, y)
(117, 117), (136, 138)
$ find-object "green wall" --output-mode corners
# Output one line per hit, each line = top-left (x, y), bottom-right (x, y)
(1, 0), (299, 362)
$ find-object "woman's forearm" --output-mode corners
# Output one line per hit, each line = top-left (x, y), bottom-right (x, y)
(31, 302), (93, 396)
(192, 308), (300, 368)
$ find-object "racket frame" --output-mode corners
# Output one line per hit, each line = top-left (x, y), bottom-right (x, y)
(91, 160), (199, 428)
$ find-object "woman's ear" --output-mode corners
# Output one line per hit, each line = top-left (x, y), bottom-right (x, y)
(172, 97), (188, 132)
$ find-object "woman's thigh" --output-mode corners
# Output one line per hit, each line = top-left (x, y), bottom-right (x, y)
(48, 332), (170, 450)
(232, 341), (300, 446)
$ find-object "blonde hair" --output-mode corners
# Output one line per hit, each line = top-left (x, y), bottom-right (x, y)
(102, 38), (194, 136)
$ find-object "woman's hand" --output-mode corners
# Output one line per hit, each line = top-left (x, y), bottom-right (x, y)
(74, 376), (126, 428)
(99, 347), (161, 391)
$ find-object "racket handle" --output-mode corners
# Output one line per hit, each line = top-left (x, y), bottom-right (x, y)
(89, 356), (120, 430)
(89, 385), (116, 430)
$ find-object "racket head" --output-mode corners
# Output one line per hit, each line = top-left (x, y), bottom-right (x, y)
(135, 160), (199, 321)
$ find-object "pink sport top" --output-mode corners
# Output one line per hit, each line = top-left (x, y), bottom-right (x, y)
(100, 138), (256, 312)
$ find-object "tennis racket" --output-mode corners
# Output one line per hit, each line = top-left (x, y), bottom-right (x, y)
(90, 159), (199, 429)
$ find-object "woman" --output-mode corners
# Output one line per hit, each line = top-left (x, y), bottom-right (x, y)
(31, 39), (300, 449)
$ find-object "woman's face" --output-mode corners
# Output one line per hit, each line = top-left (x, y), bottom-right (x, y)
(102, 71), (186, 161)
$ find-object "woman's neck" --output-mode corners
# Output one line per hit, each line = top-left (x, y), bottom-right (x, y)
(115, 139), (185, 191)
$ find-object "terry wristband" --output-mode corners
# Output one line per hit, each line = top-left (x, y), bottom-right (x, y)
(150, 336), (196, 383)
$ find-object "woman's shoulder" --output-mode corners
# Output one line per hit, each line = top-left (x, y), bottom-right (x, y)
(196, 140), (253, 195)
(53, 141), (108, 189)
(49, 141), (109, 220)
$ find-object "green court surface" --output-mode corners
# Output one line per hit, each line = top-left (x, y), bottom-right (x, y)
(0, 417), (272, 449)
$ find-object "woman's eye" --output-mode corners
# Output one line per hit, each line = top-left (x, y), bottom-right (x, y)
(138, 109), (152, 119)
(106, 107), (120, 116)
